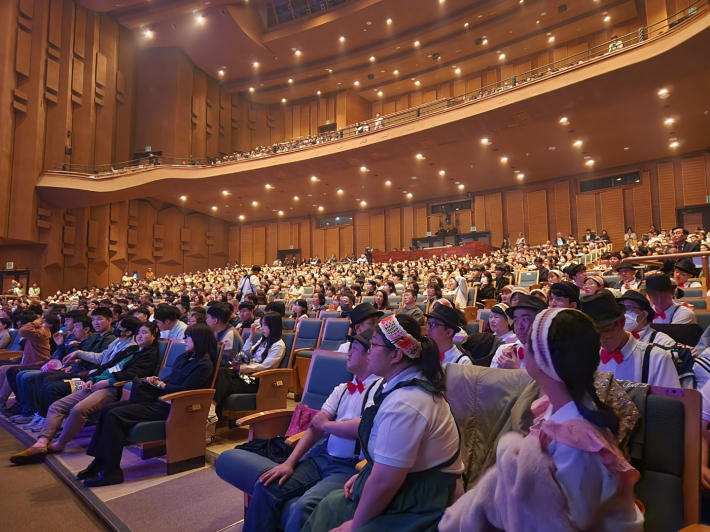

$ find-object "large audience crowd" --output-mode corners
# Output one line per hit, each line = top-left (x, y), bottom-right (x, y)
(1, 223), (710, 530)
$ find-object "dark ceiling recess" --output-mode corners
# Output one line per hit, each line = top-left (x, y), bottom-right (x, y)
(432, 53), (440, 60)
(558, 4), (567, 13)
(475, 38), (483, 45)
(367, 74), (375, 80)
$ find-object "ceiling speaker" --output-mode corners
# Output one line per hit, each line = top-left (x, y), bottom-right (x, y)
(367, 74), (374, 80)
(558, 4), (567, 13)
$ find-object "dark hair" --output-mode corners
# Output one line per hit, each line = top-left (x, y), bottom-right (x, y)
(185, 322), (219, 366)
(265, 301), (286, 317)
(74, 314), (93, 331)
(91, 307), (113, 320)
(671, 226), (689, 235)
(374, 289), (390, 310)
(312, 292), (325, 305)
(0, 317), (12, 329)
(137, 321), (160, 347)
(132, 307), (151, 319)
(292, 299), (308, 317)
(385, 280), (397, 295)
(252, 311), (283, 357)
(238, 301), (256, 311)
(542, 310), (619, 434)
(43, 312), (61, 334)
(207, 302), (231, 324)
(375, 314), (445, 396)
(20, 312), (38, 326)
(404, 288), (417, 298)
(154, 304), (179, 323)
(341, 292), (356, 304)
(427, 282), (443, 299)
(119, 315), (142, 335)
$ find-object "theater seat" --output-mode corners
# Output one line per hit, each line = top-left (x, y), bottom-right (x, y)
(0, 329), (22, 360)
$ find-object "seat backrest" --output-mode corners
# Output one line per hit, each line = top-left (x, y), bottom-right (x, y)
(680, 289), (703, 299)
(465, 321), (480, 335)
(361, 296), (376, 305)
(301, 351), (352, 410)
(279, 332), (296, 369)
(282, 318), (296, 331)
(416, 294), (427, 303)
(632, 386), (701, 531)
(415, 302), (427, 314)
(684, 298), (707, 310)
(518, 271), (539, 287)
(294, 318), (323, 350)
(477, 309), (491, 328)
(7, 329), (21, 351)
(158, 340), (187, 380)
(605, 275), (621, 285)
(319, 318), (351, 351)
(318, 311), (341, 320)
(381, 310), (394, 318)
(389, 295), (402, 306)
(154, 339), (170, 373)
(303, 286), (314, 295)
(306, 311), (316, 318)
(694, 311), (710, 333)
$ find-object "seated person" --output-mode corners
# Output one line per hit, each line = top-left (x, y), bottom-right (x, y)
(673, 258), (701, 289)
(211, 312), (286, 420)
(646, 274), (697, 324)
(290, 299), (309, 327)
(206, 303), (238, 362)
(439, 308), (644, 531)
(10, 320), (159, 464)
(242, 329), (380, 532)
(490, 295), (547, 369)
(372, 289), (391, 311)
(302, 315), (462, 532)
(154, 304), (187, 339)
(581, 291), (680, 387)
(77, 322), (218, 487)
(425, 303), (471, 364)
(338, 303), (383, 352)
(612, 262), (642, 294)
(547, 282), (580, 309)
(487, 303), (517, 344)
(337, 292), (356, 319)
(310, 293), (328, 313)
(617, 291), (674, 347)
(0, 317), (11, 350)
(395, 289), (424, 325)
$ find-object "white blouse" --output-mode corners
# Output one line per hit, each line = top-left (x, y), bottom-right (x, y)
(240, 338), (286, 374)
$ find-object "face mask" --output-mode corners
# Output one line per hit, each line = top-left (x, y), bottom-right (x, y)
(481, 277), (488, 286)
(623, 312), (640, 332)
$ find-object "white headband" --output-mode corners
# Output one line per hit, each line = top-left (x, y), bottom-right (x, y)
(530, 308), (566, 382)
(378, 314), (422, 359)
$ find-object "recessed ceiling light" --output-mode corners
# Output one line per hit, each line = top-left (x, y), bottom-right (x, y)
(385, 180), (391, 185)
(624, 147), (630, 150)
(549, 146), (556, 151)
(548, 36), (555, 42)
(294, 196), (299, 200)
(393, 70), (399, 74)
(585, 160), (595, 165)
(180, 195), (186, 200)
(339, 36), (345, 42)
(288, 78), (293, 83)
(316, 90), (321, 95)
(514, 170), (520, 173)
(377, 91), (383, 96)
(211, 206), (217, 210)
(327, 68), (333, 73)
(559, 117), (569, 125)
(664, 118), (674, 124)
(658, 88), (669, 98)
(386, 18), (392, 24)
(197, 15), (204, 23)
(670, 141), (679, 148)
(415, 80), (420, 86)
(252, 201), (258, 205)
(574, 140), (583, 146)
(253, 61), (259, 67)
(536, 20), (540, 23)
(414, 41), (420, 46)
(360, 201), (367, 206)
(604, 15), (611, 22)
(281, 98), (287, 103)
(278, 211), (284, 215)
(265, 184), (271, 188)
(239, 215), (244, 220)
(584, 156), (591, 159)
(295, 50), (301, 56)
(407, 193), (413, 198)
(464, 22), (469, 27)
(517, 174), (525, 179)
(458, 185), (464, 189)
(144, 29), (153, 37)
(482, 39), (488, 44)
(318, 206), (324, 211)
(501, 157), (508, 162)
(369, 56), (376, 61)
(499, 53), (505, 60)
(439, 170), (445, 175)
(481, 138), (489, 144)
(249, 87), (254, 92)
(337, 189), (344, 194)
(455, 68), (461, 74)
(218, 69), (224, 76)
(222, 190), (229, 195)
(311, 175), (318, 181)
(354, 81), (360, 86)
(416, 153), (424, 159)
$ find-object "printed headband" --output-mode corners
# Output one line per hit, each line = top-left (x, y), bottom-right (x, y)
(378, 314), (422, 359)
(530, 307), (567, 383)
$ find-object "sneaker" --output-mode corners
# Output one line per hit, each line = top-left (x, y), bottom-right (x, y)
(31, 417), (46, 432)
(3, 404), (22, 416)
(23, 413), (42, 430)
(12, 415), (34, 425)
(206, 404), (218, 425)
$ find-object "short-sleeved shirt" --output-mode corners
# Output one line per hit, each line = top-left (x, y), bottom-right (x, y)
(652, 302), (697, 325)
(367, 367), (463, 473)
(321, 374), (381, 459)
(160, 320), (187, 340)
(597, 334), (680, 388)
(632, 324), (675, 348)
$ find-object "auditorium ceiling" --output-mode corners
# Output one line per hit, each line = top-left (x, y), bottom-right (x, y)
(37, 14), (710, 224)
(77, 0), (645, 103)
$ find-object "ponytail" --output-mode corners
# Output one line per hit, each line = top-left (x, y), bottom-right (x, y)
(419, 337), (446, 397)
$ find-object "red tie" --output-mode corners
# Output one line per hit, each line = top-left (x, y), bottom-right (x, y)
(600, 349), (624, 364)
(517, 347), (524, 360)
(655, 310), (667, 320)
(440, 352), (446, 362)
(347, 381), (364, 395)
(631, 331), (640, 339)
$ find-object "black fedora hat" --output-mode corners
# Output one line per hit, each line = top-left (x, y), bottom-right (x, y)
(617, 261), (637, 271)
(346, 328), (374, 350)
(505, 294), (548, 319)
(425, 303), (462, 330)
(550, 282), (580, 304)
(348, 303), (383, 326)
(674, 258), (697, 276)
(580, 290), (625, 327)
(645, 274), (674, 293)
(618, 290), (655, 320)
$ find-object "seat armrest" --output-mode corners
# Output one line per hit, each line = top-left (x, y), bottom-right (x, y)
(160, 388), (215, 402)
(0, 350), (22, 361)
(285, 430), (306, 446)
(251, 368), (293, 379)
(112, 380), (130, 387)
(292, 348), (315, 357)
(235, 409), (294, 427)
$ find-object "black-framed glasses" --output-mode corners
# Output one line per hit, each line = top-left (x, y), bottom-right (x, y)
(370, 342), (392, 349)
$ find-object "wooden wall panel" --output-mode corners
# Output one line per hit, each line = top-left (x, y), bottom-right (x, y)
(355, 213), (370, 255)
(416, 207), (427, 238)
(229, 226), (240, 265)
(465, 77), (481, 94)
(526, 190), (548, 245)
(267, 222), (278, 264)
(599, 189), (625, 245)
(371, 214), (385, 251)
(325, 227), (339, 259)
(657, 162), (677, 230)
(402, 206), (414, 249)
(489, 193), (503, 246)
(646, 0), (669, 27)
(313, 228), (325, 260)
(458, 210), (473, 233)
(389, 208), (401, 251)
(340, 225), (353, 259)
(506, 190), (524, 238)
(291, 223), (299, 251)
(681, 156), (707, 206)
(253, 226), (266, 265)
(183, 213), (209, 273)
(474, 196), (485, 230)
(576, 194), (598, 238)
(554, 182), (572, 238)
(634, 172), (654, 234)
(278, 221), (290, 250)
(240, 226), (253, 266)
(300, 219), (310, 258)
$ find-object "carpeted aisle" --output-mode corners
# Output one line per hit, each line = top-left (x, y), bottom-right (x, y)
(0, 426), (111, 532)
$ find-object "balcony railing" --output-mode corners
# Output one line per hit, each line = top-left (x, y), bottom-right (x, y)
(51, 0), (709, 178)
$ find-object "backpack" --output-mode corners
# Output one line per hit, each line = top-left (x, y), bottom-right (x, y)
(460, 332), (504, 367)
(644, 342), (695, 387)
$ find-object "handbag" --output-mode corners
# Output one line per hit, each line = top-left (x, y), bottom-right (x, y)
(128, 376), (164, 404)
(285, 403), (319, 437)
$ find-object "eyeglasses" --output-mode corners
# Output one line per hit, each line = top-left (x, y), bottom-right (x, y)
(369, 342), (392, 349)
(426, 320), (444, 330)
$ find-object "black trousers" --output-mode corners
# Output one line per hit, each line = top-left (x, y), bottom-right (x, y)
(213, 367), (259, 407)
(6, 365), (41, 396)
(86, 400), (171, 472)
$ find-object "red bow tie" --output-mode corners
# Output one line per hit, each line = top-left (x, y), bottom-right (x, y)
(655, 310), (667, 320)
(631, 331), (640, 339)
(600, 349), (624, 364)
(440, 352), (446, 362)
(347, 381), (364, 395)
(517, 347), (525, 360)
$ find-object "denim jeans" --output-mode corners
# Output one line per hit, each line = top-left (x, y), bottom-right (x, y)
(243, 441), (358, 532)
(17, 370), (42, 415)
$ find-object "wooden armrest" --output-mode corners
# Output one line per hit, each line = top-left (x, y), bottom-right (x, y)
(251, 368), (293, 379)
(292, 348), (315, 357)
(160, 388), (215, 402)
(285, 430), (306, 446)
(355, 459), (367, 472)
(0, 350), (22, 361)
(235, 409), (294, 427)
(112, 380), (130, 387)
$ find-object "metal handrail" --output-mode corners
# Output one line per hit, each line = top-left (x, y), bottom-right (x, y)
(51, 0), (708, 177)
(624, 250), (710, 279)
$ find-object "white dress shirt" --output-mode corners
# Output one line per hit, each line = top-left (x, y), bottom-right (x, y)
(652, 302), (697, 324)
(597, 334), (680, 388)
(631, 324), (675, 347)
(490, 340), (522, 369)
(441, 344), (471, 365)
(160, 320), (187, 340)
